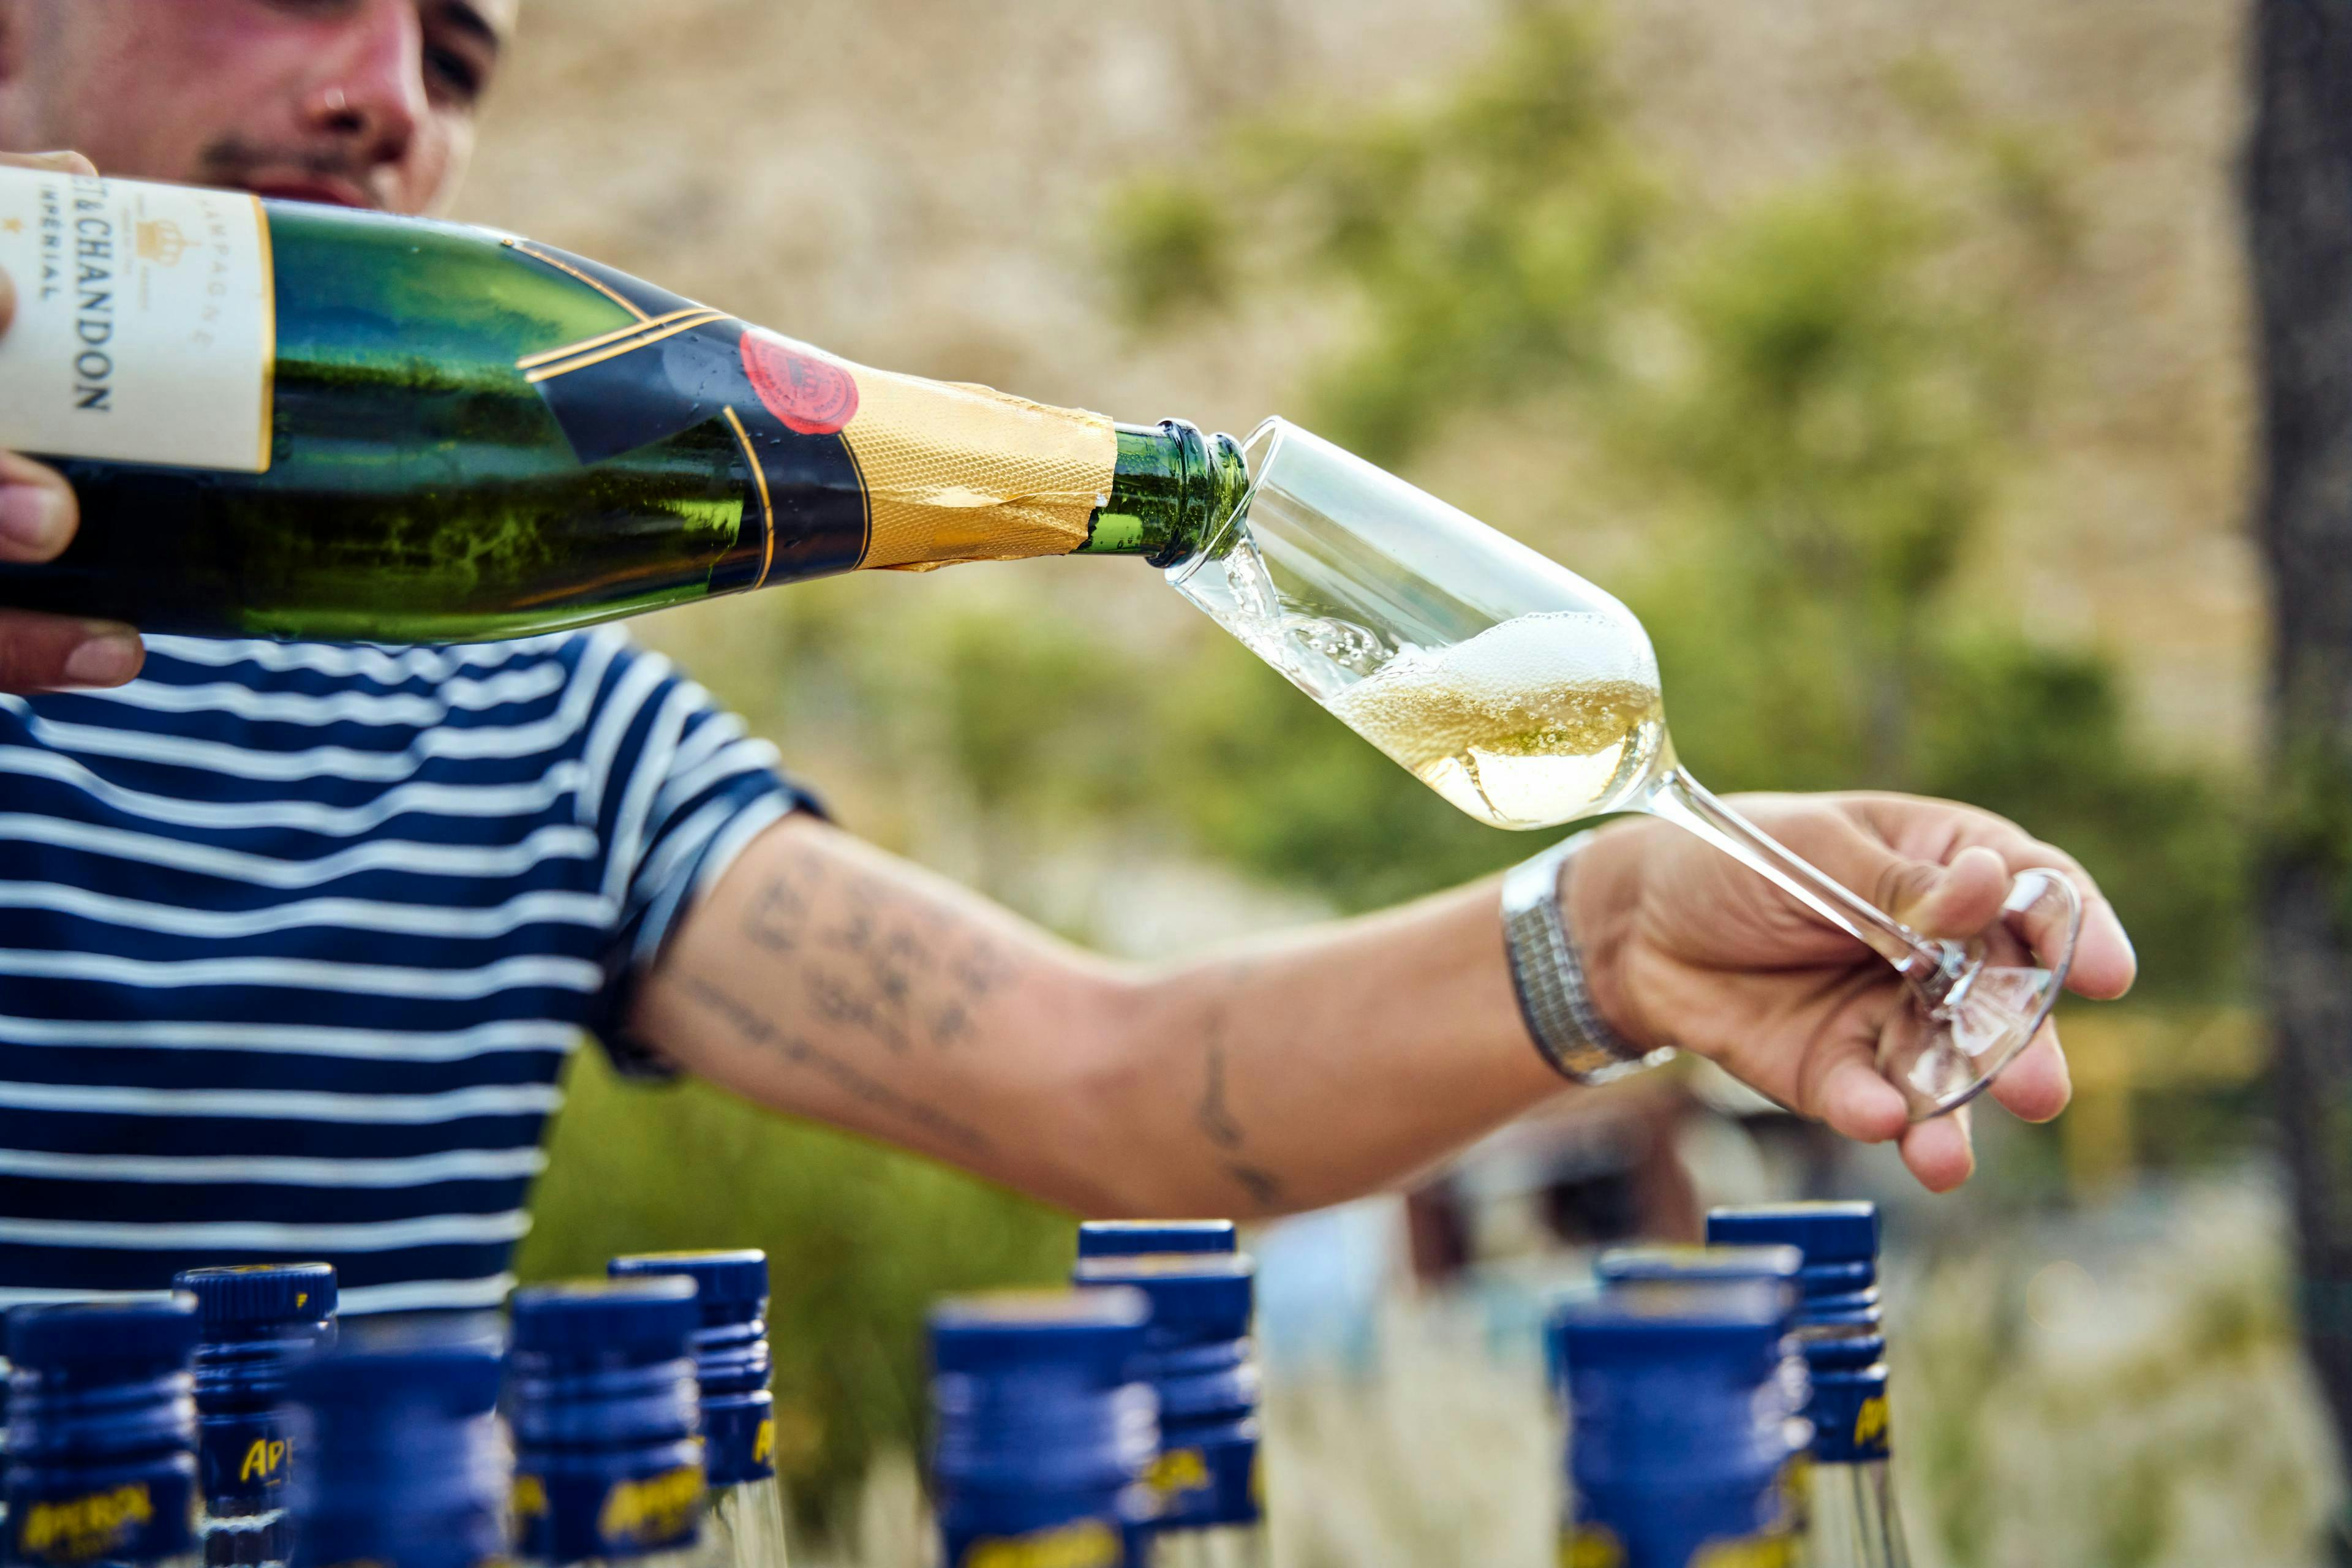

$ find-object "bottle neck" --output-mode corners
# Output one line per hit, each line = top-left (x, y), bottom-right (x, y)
(1072, 421), (1251, 567)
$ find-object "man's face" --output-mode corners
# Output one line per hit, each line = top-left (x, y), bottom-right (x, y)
(0, 0), (514, 215)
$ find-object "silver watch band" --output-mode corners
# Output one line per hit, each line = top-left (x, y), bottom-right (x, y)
(1501, 831), (1676, 1085)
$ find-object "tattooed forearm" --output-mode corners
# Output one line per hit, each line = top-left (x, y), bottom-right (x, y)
(737, 841), (1014, 1054)
(682, 974), (994, 1156)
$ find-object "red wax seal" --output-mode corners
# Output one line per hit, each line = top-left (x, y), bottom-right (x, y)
(741, 329), (859, 436)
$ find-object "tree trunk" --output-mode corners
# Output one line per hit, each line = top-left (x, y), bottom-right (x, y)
(2249, 0), (2352, 1544)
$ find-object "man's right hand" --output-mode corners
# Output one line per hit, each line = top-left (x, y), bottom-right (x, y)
(0, 151), (141, 692)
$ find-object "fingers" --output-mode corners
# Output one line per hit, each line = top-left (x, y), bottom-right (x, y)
(0, 151), (94, 178)
(1900, 1105), (1975, 1193)
(1812, 1049), (1909, 1145)
(1986, 1022), (2070, 1123)
(0, 451), (76, 564)
(0, 167), (109, 688)
(0, 612), (140, 690)
(2065, 899), (2136, 1001)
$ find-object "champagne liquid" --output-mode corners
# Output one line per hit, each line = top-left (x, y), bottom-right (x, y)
(1326, 612), (1667, 829)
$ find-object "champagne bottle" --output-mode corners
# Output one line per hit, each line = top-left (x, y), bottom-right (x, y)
(0, 167), (1248, 643)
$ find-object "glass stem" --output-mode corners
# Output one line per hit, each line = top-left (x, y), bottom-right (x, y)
(1643, 767), (1961, 1001)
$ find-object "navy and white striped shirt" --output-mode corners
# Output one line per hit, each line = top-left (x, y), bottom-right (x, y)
(0, 630), (805, 1314)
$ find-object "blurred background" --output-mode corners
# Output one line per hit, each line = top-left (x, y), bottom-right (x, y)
(456, 2), (2305, 1563)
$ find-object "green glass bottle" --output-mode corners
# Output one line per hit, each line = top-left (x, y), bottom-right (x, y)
(0, 167), (1247, 643)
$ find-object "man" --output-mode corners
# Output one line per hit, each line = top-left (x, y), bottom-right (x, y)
(0, 0), (2130, 1313)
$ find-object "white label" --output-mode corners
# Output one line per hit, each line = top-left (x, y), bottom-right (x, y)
(0, 166), (273, 472)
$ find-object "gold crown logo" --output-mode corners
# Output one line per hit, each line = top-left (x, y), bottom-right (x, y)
(135, 218), (190, 266)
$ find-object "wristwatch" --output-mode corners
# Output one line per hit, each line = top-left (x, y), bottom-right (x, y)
(1501, 831), (1678, 1085)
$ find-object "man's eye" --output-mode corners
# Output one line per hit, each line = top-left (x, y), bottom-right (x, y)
(426, 45), (484, 104)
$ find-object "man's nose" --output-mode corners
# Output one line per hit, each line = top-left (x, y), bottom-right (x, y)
(304, 0), (427, 165)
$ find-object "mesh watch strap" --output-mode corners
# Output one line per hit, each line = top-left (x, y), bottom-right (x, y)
(1501, 831), (1677, 1085)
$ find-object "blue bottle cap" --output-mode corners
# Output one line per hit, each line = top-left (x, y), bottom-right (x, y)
(609, 1250), (768, 1311)
(1705, 1202), (1880, 1264)
(1595, 1244), (1804, 1286)
(608, 1252), (774, 1489)
(1072, 1254), (1253, 1343)
(175, 1262), (339, 1329)
(1796, 1321), (1886, 1372)
(1551, 1294), (1788, 1385)
(931, 1289), (1158, 1562)
(9, 1295), (200, 1371)
(508, 1283), (707, 1565)
(929, 1289), (1149, 1379)
(290, 1345), (507, 1568)
(510, 1278), (700, 1355)
(292, 1343), (502, 1422)
(1551, 1293), (1799, 1510)
(1076, 1221), (1237, 1259)
(1071, 1254), (1260, 1535)
(1707, 1203), (1882, 1322)
(7, 1297), (202, 1568)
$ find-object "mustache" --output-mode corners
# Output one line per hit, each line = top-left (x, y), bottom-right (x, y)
(194, 138), (382, 200)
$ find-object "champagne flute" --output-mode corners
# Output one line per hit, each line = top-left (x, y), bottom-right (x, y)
(1167, 419), (2081, 1120)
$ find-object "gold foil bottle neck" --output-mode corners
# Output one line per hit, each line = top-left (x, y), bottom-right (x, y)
(831, 355), (1117, 571)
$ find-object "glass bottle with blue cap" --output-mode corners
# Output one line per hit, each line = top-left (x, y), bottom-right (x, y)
(287, 1342), (507, 1568)
(607, 1251), (789, 1568)
(174, 1264), (338, 1568)
(929, 1291), (1157, 1568)
(1548, 1288), (1798, 1567)
(6, 1297), (203, 1568)
(506, 1280), (708, 1568)
(1074, 1224), (1237, 1262)
(1071, 1255), (1262, 1568)
(1708, 1202), (1911, 1568)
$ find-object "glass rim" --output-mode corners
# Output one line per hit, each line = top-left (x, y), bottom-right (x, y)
(1166, 415), (1291, 587)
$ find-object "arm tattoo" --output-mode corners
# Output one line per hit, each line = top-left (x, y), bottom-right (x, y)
(1192, 985), (1289, 1212)
(737, 844), (1014, 1055)
(682, 974), (995, 1157)
(1196, 1039), (1245, 1152)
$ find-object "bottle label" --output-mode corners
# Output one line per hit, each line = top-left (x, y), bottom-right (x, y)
(943, 1515), (1128, 1568)
(703, 1400), (776, 1487)
(1810, 1374), (1893, 1464)
(1145, 1439), (1261, 1530)
(0, 166), (273, 472)
(9, 1471), (199, 1566)
(512, 1461), (705, 1562)
(198, 1409), (293, 1512)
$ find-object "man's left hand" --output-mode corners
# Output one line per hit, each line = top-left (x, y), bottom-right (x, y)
(1567, 792), (2138, 1193)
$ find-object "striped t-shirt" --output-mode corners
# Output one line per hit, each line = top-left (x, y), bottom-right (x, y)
(0, 629), (804, 1315)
